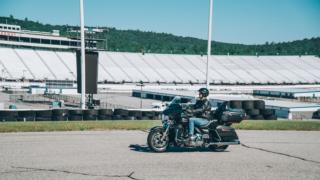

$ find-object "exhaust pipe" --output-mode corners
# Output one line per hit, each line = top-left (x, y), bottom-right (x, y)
(207, 140), (240, 147)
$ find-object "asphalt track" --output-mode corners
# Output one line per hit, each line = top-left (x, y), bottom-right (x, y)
(0, 130), (319, 180)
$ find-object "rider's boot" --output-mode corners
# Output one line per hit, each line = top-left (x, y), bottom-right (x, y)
(186, 134), (197, 146)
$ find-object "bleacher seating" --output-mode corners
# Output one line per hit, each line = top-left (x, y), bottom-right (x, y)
(0, 46), (320, 84)
(14, 48), (55, 79)
(36, 50), (74, 80)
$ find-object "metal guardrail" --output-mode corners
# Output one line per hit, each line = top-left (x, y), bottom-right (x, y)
(10, 94), (51, 103)
(9, 93), (143, 110)
(44, 94), (134, 109)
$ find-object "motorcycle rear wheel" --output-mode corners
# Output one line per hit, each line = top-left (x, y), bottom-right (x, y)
(208, 145), (229, 152)
(147, 127), (169, 152)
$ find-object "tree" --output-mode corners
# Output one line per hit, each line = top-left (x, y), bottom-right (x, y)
(0, 15), (319, 56)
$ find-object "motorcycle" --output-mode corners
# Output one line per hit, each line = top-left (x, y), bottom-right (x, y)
(147, 96), (245, 152)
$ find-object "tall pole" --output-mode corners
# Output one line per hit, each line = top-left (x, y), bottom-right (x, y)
(80, 0), (86, 109)
(206, 0), (213, 89)
(140, 85), (143, 109)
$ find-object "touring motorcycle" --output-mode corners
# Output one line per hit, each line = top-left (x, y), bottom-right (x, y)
(147, 96), (245, 152)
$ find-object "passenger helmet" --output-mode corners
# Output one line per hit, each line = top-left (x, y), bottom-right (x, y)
(198, 88), (209, 97)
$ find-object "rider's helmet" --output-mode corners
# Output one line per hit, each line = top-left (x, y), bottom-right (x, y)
(198, 88), (209, 97)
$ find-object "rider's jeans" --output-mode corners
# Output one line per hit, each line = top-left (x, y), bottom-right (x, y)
(189, 117), (209, 135)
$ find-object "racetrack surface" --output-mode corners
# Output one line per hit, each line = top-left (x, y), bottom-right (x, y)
(0, 130), (319, 180)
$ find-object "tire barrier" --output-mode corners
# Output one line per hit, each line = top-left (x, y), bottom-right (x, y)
(83, 109), (99, 120)
(229, 100), (242, 109)
(0, 111), (18, 122)
(112, 115), (123, 120)
(113, 109), (129, 120)
(312, 110), (320, 119)
(68, 109), (83, 121)
(264, 114), (277, 120)
(254, 100), (265, 110)
(98, 109), (113, 120)
(0, 105), (276, 121)
(128, 110), (142, 120)
(35, 110), (52, 121)
(52, 109), (69, 121)
(242, 101), (254, 110)
(250, 115), (264, 120)
(18, 111), (35, 121)
(154, 111), (162, 120)
(143, 111), (155, 120)
(261, 109), (274, 116)
(228, 100), (277, 120)
(0, 109), (164, 122)
(246, 109), (260, 116)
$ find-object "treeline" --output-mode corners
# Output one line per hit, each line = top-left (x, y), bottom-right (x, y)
(1, 16), (319, 56)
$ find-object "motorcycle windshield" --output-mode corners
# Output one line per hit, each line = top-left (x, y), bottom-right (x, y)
(163, 96), (182, 116)
(168, 96), (181, 106)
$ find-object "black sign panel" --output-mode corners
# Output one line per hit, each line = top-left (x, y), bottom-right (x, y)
(76, 50), (99, 94)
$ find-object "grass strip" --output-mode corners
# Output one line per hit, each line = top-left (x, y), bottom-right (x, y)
(232, 120), (320, 131)
(0, 120), (319, 133)
(0, 120), (161, 133)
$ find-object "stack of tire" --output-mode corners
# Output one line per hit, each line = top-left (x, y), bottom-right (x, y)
(83, 109), (99, 120)
(52, 109), (69, 121)
(154, 111), (162, 120)
(247, 101), (264, 120)
(68, 109), (83, 121)
(229, 100), (276, 120)
(142, 111), (155, 120)
(0, 109), (161, 122)
(18, 111), (35, 121)
(113, 109), (129, 120)
(128, 110), (143, 120)
(261, 109), (277, 120)
(98, 109), (113, 120)
(112, 109), (160, 120)
(0, 111), (18, 122)
(35, 110), (52, 121)
(312, 110), (320, 119)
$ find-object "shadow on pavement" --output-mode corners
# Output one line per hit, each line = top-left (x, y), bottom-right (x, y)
(129, 144), (229, 153)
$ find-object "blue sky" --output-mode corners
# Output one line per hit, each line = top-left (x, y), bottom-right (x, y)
(0, 0), (319, 44)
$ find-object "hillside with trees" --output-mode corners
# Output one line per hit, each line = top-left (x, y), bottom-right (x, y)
(0, 15), (319, 56)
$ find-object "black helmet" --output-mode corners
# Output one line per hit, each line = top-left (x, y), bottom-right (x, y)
(198, 88), (209, 97)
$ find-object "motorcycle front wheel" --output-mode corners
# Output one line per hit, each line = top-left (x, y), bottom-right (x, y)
(147, 127), (169, 153)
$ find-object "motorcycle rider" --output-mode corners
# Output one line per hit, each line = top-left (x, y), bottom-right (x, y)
(187, 88), (212, 145)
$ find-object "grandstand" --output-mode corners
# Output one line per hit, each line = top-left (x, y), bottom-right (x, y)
(0, 46), (320, 85)
(0, 23), (81, 49)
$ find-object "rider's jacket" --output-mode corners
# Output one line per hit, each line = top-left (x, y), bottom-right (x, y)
(192, 98), (212, 119)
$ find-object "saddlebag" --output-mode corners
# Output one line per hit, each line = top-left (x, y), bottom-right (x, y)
(216, 126), (239, 142)
(220, 109), (245, 123)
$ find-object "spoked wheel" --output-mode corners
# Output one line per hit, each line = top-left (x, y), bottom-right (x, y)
(208, 145), (229, 152)
(147, 127), (169, 153)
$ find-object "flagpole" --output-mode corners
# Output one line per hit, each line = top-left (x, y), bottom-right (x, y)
(206, 0), (213, 89)
(80, 0), (86, 109)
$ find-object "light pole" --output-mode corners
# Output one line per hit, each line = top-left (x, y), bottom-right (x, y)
(137, 81), (145, 109)
(206, 0), (213, 89)
(80, 0), (86, 109)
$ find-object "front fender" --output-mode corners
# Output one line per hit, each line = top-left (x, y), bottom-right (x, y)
(149, 126), (164, 132)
